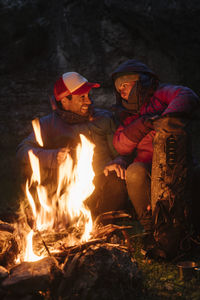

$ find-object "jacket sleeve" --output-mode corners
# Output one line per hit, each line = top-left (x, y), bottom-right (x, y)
(16, 118), (59, 170)
(113, 116), (153, 155)
(156, 84), (200, 116)
(88, 114), (119, 174)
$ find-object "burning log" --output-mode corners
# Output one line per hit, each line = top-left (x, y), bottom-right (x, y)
(53, 212), (134, 263)
(0, 220), (15, 233)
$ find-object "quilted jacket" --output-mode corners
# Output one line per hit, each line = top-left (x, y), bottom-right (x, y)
(112, 60), (200, 163)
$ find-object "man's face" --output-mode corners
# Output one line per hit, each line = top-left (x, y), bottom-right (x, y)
(61, 93), (92, 116)
(117, 81), (136, 100)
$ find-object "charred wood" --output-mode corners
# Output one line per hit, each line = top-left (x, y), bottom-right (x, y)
(94, 210), (132, 226)
(0, 221), (15, 234)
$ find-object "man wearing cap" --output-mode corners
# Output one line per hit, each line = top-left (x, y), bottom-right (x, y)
(17, 72), (128, 220)
(104, 59), (200, 259)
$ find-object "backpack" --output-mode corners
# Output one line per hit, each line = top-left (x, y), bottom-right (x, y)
(150, 116), (193, 259)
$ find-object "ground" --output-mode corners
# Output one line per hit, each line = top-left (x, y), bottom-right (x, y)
(121, 220), (200, 300)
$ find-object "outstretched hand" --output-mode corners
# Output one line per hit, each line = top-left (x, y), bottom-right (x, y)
(103, 157), (127, 180)
(104, 163), (126, 179)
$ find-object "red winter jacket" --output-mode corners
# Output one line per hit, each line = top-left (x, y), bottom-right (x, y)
(113, 83), (200, 163)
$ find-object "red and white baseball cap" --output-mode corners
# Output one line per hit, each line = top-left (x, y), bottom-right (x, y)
(54, 72), (100, 101)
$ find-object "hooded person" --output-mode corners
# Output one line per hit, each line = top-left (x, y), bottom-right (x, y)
(104, 59), (200, 259)
(17, 71), (129, 222)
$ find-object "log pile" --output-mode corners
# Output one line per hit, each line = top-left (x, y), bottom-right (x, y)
(0, 211), (143, 299)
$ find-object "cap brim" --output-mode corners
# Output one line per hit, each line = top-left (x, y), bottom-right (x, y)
(72, 82), (100, 95)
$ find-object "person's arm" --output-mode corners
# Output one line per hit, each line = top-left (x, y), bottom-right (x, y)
(113, 84), (200, 156)
(156, 84), (200, 116)
(16, 116), (69, 170)
(113, 116), (154, 155)
(88, 112), (119, 160)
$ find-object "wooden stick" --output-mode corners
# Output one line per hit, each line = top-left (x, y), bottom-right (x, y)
(36, 230), (52, 257)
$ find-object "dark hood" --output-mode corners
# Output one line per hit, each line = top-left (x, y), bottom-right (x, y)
(111, 59), (159, 110)
(112, 59), (158, 81)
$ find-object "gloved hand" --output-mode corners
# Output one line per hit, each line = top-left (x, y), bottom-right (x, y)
(143, 115), (160, 130)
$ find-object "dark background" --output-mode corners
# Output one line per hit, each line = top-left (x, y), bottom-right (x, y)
(0, 0), (200, 213)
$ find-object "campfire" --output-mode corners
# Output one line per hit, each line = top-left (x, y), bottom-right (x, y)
(0, 119), (142, 299)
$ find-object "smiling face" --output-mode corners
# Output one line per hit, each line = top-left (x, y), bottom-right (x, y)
(61, 93), (92, 116)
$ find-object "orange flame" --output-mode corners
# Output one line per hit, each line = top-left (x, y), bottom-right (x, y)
(24, 230), (43, 262)
(32, 118), (43, 147)
(21, 118), (95, 262)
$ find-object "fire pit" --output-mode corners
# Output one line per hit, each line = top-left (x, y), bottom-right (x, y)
(0, 215), (142, 299)
(0, 122), (142, 299)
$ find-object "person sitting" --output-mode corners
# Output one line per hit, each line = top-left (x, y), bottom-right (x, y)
(104, 59), (200, 259)
(17, 71), (129, 221)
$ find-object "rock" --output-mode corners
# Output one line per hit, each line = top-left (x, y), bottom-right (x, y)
(1, 257), (62, 296)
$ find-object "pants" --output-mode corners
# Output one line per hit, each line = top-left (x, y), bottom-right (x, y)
(86, 172), (129, 220)
(126, 162), (152, 232)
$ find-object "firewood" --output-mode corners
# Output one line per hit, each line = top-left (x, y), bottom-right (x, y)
(94, 210), (132, 225)
(92, 223), (133, 239)
(54, 238), (108, 263)
(0, 220), (15, 233)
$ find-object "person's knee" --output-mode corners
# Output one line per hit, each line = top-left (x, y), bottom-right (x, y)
(126, 162), (149, 185)
(126, 162), (151, 218)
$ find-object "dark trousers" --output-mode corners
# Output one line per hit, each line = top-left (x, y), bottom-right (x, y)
(86, 172), (129, 220)
(126, 162), (152, 232)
